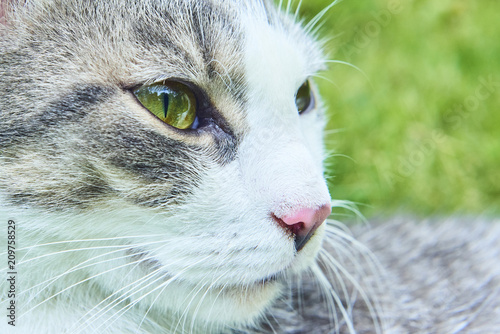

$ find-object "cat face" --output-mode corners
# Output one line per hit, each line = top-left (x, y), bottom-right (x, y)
(0, 0), (331, 329)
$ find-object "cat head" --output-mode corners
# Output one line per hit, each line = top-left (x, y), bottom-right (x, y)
(0, 0), (331, 328)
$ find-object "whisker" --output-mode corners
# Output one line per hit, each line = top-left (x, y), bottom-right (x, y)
(311, 263), (356, 334)
(324, 59), (370, 80)
(19, 241), (170, 319)
(18, 238), (178, 298)
(320, 225), (386, 334)
(136, 273), (172, 333)
(22, 247), (141, 303)
(71, 268), (164, 334)
(205, 280), (230, 325)
(189, 268), (232, 332)
(97, 254), (213, 333)
(305, 0), (340, 34)
(306, 266), (339, 334)
(311, 73), (338, 88)
(294, 0), (304, 21)
(0, 234), (165, 259)
(80, 270), (167, 334)
(72, 240), (193, 332)
(176, 268), (222, 333)
(17, 234), (166, 251)
(17, 244), (142, 266)
(317, 251), (352, 313)
(329, 202), (368, 223)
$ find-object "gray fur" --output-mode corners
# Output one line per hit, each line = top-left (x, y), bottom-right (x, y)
(257, 217), (500, 333)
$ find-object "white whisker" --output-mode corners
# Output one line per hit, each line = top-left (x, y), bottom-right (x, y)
(97, 254), (213, 333)
(324, 59), (372, 85)
(305, 0), (340, 34)
(311, 264), (356, 334)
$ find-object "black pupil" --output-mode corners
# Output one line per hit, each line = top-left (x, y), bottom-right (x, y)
(162, 94), (169, 119)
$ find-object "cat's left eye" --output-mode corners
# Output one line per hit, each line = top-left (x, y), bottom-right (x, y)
(295, 80), (314, 114)
(133, 81), (197, 130)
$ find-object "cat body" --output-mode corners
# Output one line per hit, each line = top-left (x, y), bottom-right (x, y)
(262, 217), (500, 334)
(1, 1), (499, 333)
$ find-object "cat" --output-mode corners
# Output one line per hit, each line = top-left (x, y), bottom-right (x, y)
(1, 0), (499, 333)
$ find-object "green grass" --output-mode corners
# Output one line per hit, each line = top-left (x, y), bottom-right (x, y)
(294, 0), (500, 217)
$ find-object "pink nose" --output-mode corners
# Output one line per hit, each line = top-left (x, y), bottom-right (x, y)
(275, 204), (331, 251)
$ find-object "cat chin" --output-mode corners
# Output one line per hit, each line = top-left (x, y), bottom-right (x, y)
(141, 275), (284, 328)
(150, 231), (325, 327)
(209, 280), (284, 325)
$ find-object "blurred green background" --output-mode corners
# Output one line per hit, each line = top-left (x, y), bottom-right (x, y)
(294, 0), (499, 217)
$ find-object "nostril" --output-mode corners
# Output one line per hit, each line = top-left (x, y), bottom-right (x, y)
(288, 221), (304, 236)
(273, 204), (332, 252)
(281, 207), (319, 232)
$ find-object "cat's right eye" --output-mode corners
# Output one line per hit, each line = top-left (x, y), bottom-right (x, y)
(133, 81), (197, 130)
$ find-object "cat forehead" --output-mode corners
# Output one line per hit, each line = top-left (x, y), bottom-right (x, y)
(128, 0), (324, 97)
(11, 0), (323, 91)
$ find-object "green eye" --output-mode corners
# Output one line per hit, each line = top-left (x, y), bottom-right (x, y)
(134, 81), (197, 130)
(295, 80), (313, 114)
